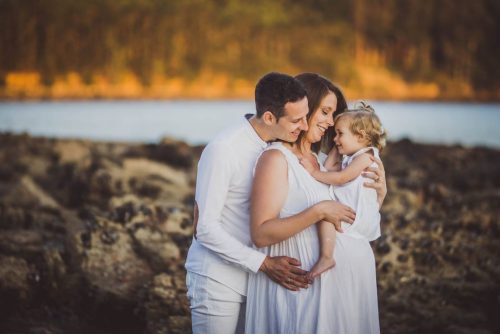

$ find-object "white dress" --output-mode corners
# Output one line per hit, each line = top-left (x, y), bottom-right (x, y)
(245, 143), (380, 334)
(335, 146), (381, 241)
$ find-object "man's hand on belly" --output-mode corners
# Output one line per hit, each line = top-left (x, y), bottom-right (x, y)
(259, 256), (311, 291)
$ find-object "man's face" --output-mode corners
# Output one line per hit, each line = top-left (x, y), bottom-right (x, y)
(273, 97), (309, 143)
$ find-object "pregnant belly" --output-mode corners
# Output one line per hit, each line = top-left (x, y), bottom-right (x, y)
(261, 225), (375, 272)
(264, 225), (320, 271)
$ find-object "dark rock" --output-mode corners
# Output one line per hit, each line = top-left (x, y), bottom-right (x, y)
(1, 134), (499, 334)
(80, 231), (91, 249)
(143, 274), (191, 334)
(137, 182), (162, 198)
(114, 201), (138, 224)
(140, 204), (153, 216)
(379, 261), (392, 274)
(126, 139), (194, 169)
(0, 230), (44, 257)
(412, 251), (439, 267)
(100, 229), (119, 245)
(132, 226), (181, 271)
(375, 237), (391, 255)
(0, 255), (32, 302)
(399, 237), (409, 251)
(69, 226), (154, 303)
(397, 254), (408, 263)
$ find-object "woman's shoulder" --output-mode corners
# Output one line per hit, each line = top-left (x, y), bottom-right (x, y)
(255, 147), (288, 176)
(264, 142), (295, 157)
(260, 145), (288, 162)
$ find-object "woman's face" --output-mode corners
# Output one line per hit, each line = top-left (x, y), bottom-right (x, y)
(305, 91), (337, 144)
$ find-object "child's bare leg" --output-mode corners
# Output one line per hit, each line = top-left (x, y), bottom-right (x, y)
(309, 221), (336, 279)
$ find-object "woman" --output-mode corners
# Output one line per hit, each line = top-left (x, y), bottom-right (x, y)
(245, 73), (384, 333)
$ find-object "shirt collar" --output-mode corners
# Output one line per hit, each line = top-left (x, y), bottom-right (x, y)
(243, 114), (268, 149)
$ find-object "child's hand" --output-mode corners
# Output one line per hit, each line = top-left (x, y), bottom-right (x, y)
(300, 158), (315, 174)
(325, 146), (341, 170)
(327, 146), (341, 163)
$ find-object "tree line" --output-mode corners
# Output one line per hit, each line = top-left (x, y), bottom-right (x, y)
(0, 0), (498, 98)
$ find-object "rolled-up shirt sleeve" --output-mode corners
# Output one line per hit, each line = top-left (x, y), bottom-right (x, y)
(194, 141), (266, 273)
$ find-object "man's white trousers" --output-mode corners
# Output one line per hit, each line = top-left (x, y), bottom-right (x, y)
(186, 271), (246, 334)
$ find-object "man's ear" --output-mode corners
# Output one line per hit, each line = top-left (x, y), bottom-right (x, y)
(262, 111), (277, 125)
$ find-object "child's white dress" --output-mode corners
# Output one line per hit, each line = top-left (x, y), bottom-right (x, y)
(334, 147), (381, 241)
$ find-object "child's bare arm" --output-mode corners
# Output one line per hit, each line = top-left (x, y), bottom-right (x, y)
(324, 147), (341, 171)
(311, 153), (373, 185)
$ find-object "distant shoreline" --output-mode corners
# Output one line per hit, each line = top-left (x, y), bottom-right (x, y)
(2, 95), (499, 103)
(2, 71), (499, 102)
(1, 131), (499, 151)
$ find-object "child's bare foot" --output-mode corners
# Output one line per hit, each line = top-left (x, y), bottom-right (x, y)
(308, 256), (336, 279)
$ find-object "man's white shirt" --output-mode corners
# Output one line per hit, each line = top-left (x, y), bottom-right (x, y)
(185, 115), (268, 295)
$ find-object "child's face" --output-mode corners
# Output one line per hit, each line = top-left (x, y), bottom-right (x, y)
(333, 117), (365, 155)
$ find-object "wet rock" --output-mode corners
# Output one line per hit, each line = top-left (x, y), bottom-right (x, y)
(0, 255), (32, 302)
(379, 261), (392, 274)
(80, 231), (92, 249)
(425, 182), (451, 200)
(70, 225), (154, 303)
(99, 228), (119, 245)
(132, 226), (181, 271)
(160, 207), (193, 236)
(398, 237), (409, 251)
(0, 230), (44, 256)
(126, 138), (194, 169)
(1, 134), (500, 334)
(42, 249), (67, 290)
(412, 251), (439, 268)
(397, 254), (408, 263)
(1, 178), (53, 209)
(144, 273), (190, 334)
(374, 237), (391, 255)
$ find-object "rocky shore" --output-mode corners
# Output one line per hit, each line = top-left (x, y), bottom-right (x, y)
(0, 133), (499, 334)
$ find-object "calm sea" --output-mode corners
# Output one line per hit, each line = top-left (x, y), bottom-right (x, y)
(0, 101), (499, 148)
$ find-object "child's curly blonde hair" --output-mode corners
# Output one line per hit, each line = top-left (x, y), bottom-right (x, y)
(334, 101), (387, 152)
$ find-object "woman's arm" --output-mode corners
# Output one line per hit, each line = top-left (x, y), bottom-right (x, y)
(251, 149), (356, 248)
(310, 153), (373, 185)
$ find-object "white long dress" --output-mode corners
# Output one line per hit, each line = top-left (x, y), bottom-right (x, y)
(245, 143), (380, 334)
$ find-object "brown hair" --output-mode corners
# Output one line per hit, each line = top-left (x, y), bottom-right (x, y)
(255, 72), (306, 120)
(294, 73), (347, 153)
(335, 101), (387, 152)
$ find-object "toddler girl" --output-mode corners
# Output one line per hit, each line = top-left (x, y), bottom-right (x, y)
(301, 101), (387, 278)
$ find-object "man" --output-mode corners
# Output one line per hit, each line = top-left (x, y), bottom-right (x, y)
(185, 72), (360, 333)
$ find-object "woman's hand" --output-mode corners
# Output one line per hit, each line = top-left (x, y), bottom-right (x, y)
(316, 200), (356, 232)
(362, 156), (387, 208)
